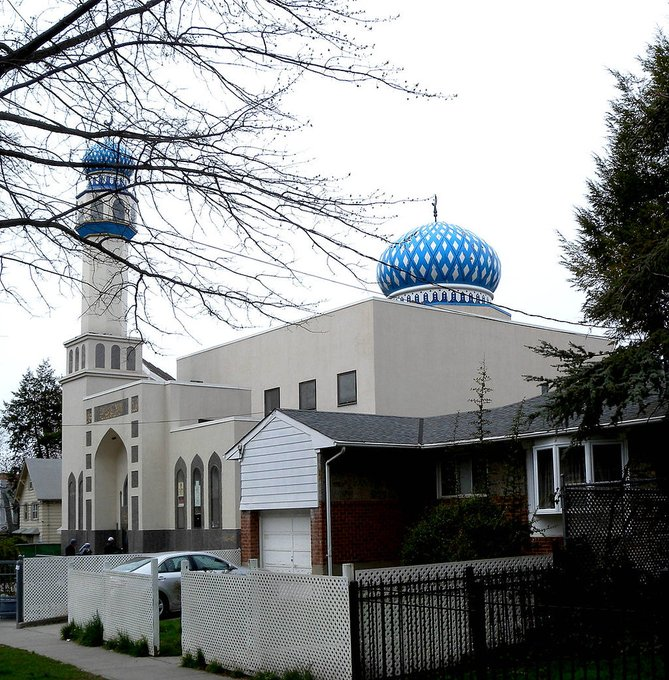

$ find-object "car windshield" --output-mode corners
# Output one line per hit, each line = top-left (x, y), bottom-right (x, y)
(191, 554), (232, 571)
(113, 558), (153, 572)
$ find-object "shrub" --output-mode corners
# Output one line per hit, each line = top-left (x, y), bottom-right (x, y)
(60, 620), (82, 641)
(401, 496), (528, 565)
(61, 614), (103, 647)
(182, 648), (207, 670)
(79, 613), (104, 647)
(104, 631), (149, 656)
(0, 536), (24, 560)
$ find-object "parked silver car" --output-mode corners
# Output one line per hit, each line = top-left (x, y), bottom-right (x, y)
(112, 551), (247, 618)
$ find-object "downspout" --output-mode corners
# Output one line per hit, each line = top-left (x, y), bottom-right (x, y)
(325, 446), (347, 576)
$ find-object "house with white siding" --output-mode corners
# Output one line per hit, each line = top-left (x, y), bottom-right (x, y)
(13, 458), (62, 553)
(226, 398), (667, 575)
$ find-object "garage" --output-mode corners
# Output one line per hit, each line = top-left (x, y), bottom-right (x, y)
(261, 510), (312, 573)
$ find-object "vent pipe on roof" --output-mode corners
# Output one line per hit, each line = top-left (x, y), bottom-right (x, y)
(325, 446), (347, 576)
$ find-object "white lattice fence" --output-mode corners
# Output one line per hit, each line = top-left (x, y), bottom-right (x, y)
(21, 554), (146, 625)
(355, 554), (553, 585)
(182, 569), (353, 680)
(208, 549), (242, 565)
(67, 569), (106, 625)
(67, 563), (159, 655)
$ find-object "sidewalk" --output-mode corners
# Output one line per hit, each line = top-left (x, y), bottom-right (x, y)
(0, 618), (232, 679)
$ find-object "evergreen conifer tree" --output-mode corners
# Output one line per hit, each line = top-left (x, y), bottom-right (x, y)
(534, 32), (669, 432)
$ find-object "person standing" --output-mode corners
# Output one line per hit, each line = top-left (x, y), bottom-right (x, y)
(65, 538), (77, 556)
(104, 536), (120, 554)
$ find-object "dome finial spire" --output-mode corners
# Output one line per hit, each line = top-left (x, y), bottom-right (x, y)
(432, 194), (438, 223)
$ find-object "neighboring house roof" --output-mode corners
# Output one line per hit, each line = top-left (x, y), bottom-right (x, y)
(229, 394), (666, 456)
(142, 358), (175, 382)
(18, 458), (62, 501)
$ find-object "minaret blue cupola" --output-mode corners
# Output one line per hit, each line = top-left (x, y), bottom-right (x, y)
(376, 221), (502, 308)
(77, 138), (138, 240)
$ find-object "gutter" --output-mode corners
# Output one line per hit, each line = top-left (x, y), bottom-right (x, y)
(325, 446), (346, 576)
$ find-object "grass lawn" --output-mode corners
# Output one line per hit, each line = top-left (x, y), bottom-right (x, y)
(159, 616), (181, 656)
(0, 644), (106, 679)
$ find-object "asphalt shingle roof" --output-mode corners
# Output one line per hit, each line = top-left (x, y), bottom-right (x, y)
(280, 392), (666, 449)
(24, 458), (62, 500)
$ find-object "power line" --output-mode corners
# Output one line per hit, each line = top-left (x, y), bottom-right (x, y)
(182, 235), (612, 331)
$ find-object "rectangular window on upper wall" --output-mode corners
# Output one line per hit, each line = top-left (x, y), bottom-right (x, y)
(31, 503), (38, 520)
(337, 370), (357, 406)
(299, 379), (317, 410)
(264, 387), (280, 417)
(438, 455), (487, 497)
(532, 440), (626, 514)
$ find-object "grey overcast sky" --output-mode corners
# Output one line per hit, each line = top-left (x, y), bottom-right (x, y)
(1, 0), (668, 407)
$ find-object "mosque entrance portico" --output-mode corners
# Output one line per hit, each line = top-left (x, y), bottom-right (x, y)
(94, 429), (128, 542)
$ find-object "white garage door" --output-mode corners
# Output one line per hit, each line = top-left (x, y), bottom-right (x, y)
(261, 510), (312, 573)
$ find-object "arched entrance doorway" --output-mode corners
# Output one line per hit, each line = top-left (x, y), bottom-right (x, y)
(94, 429), (128, 549)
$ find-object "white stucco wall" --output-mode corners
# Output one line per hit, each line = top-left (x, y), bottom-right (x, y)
(372, 300), (611, 417)
(177, 300), (379, 416)
(176, 297), (610, 419)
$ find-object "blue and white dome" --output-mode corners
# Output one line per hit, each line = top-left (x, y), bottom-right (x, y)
(82, 138), (134, 177)
(76, 138), (138, 240)
(376, 221), (501, 307)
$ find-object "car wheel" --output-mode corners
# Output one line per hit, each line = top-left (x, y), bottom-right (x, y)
(158, 592), (170, 619)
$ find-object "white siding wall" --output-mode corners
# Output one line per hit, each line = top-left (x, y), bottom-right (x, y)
(240, 418), (318, 510)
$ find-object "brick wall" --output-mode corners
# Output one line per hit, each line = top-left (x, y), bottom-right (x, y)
(331, 499), (404, 564)
(240, 510), (259, 565)
(529, 535), (563, 555)
(311, 505), (326, 572)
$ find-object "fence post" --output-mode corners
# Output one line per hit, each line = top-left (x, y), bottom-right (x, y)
(345, 564), (361, 680)
(661, 569), (669, 680)
(465, 566), (487, 680)
(15, 557), (23, 627)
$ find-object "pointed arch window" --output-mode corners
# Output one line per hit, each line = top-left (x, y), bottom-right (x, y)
(112, 197), (126, 223)
(68, 350), (74, 374)
(175, 459), (187, 529)
(191, 455), (204, 529)
(77, 472), (84, 529)
(90, 202), (104, 222)
(95, 343), (105, 368)
(75, 347), (80, 372)
(126, 346), (136, 371)
(81, 345), (86, 369)
(208, 453), (222, 529)
(68, 473), (76, 530)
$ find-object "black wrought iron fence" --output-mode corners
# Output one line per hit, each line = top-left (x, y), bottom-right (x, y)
(351, 565), (668, 680)
(0, 560), (15, 597)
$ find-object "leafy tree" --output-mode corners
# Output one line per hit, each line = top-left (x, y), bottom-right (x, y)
(0, 360), (62, 471)
(533, 32), (669, 433)
(0, 0), (436, 335)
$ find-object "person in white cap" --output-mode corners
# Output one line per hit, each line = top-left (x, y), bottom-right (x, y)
(103, 536), (119, 554)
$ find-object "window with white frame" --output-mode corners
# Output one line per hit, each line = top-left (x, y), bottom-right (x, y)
(532, 439), (626, 512)
(31, 502), (38, 520)
(437, 454), (487, 497)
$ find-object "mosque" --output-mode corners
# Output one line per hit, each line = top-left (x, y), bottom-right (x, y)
(60, 140), (610, 564)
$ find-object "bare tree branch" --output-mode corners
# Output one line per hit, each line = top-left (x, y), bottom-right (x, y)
(0, 0), (445, 339)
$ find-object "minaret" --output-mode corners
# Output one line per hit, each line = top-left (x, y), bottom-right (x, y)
(60, 138), (144, 546)
(62, 139), (143, 379)
(77, 139), (138, 336)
